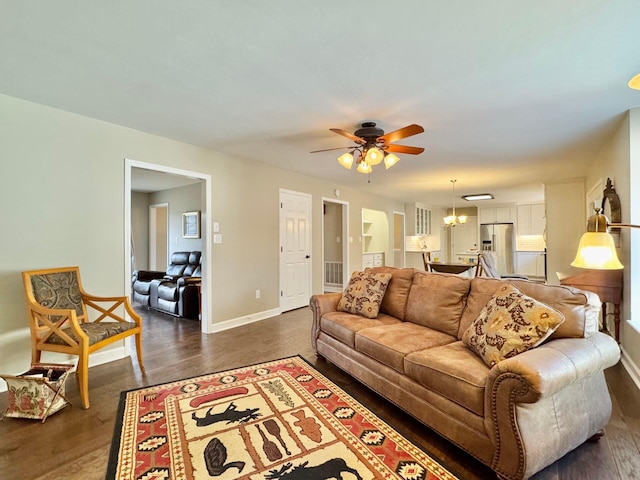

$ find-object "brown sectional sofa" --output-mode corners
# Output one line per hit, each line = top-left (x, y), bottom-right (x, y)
(310, 267), (621, 480)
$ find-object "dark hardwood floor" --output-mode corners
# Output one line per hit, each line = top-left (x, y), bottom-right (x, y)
(1, 306), (639, 480)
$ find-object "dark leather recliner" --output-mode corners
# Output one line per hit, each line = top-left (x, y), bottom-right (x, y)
(132, 251), (201, 319)
(131, 270), (165, 307)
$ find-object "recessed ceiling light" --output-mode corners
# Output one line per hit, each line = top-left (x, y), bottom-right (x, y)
(462, 193), (494, 201)
(629, 72), (640, 90)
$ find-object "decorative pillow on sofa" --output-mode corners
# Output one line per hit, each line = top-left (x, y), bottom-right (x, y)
(462, 283), (565, 367)
(337, 271), (393, 319)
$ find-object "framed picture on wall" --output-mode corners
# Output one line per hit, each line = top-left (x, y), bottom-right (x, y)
(182, 211), (200, 238)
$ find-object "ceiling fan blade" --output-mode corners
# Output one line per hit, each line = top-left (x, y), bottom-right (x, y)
(377, 124), (424, 144)
(384, 144), (425, 155)
(329, 128), (366, 145)
(310, 146), (356, 153)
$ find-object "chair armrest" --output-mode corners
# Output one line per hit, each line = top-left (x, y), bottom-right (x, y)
(27, 302), (89, 345)
(178, 276), (201, 287)
(309, 292), (342, 351)
(133, 270), (166, 282)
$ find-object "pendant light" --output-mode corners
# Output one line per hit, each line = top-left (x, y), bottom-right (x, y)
(443, 179), (467, 226)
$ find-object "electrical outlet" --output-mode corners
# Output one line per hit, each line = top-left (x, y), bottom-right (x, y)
(255, 289), (260, 299)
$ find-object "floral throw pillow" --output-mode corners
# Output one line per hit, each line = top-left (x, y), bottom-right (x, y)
(462, 283), (565, 367)
(337, 271), (393, 319)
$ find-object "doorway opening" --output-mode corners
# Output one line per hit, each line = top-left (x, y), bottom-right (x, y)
(393, 211), (405, 267)
(125, 159), (213, 333)
(148, 203), (169, 271)
(361, 208), (390, 268)
(322, 198), (349, 292)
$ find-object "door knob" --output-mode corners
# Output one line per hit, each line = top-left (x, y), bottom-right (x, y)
(306, 255), (310, 259)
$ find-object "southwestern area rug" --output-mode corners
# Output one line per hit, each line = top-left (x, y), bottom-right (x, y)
(107, 356), (459, 480)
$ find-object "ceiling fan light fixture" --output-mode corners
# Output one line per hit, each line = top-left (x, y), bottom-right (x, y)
(364, 147), (383, 166)
(384, 153), (400, 169)
(357, 160), (372, 174)
(628, 72), (640, 90)
(337, 152), (354, 169)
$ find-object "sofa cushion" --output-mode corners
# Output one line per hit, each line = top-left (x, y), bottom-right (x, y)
(365, 267), (415, 320)
(404, 341), (489, 416)
(355, 323), (456, 373)
(462, 283), (565, 367)
(458, 277), (599, 340)
(321, 311), (401, 348)
(405, 271), (471, 337)
(337, 271), (392, 318)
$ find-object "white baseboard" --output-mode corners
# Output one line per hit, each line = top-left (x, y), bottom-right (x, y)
(621, 346), (640, 391)
(208, 308), (281, 334)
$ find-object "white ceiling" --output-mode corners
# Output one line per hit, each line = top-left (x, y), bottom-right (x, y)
(2, 1), (640, 207)
(131, 168), (201, 193)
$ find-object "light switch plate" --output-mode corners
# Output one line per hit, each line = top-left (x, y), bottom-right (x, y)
(213, 234), (222, 244)
(213, 222), (220, 232)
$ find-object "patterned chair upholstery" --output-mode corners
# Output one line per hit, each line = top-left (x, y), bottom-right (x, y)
(23, 266), (144, 409)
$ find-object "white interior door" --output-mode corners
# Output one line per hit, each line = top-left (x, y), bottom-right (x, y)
(280, 189), (312, 312)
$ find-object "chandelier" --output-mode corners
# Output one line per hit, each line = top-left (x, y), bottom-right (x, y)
(337, 147), (400, 174)
(443, 180), (467, 226)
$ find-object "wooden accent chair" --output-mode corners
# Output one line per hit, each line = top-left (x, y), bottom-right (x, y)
(22, 266), (144, 409)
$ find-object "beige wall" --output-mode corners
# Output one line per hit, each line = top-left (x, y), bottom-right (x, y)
(0, 93), (404, 376)
(544, 180), (585, 286)
(149, 182), (204, 256)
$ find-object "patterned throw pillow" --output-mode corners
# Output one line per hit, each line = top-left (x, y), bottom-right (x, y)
(337, 271), (393, 319)
(462, 283), (565, 367)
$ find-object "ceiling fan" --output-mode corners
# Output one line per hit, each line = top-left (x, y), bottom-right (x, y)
(311, 122), (425, 174)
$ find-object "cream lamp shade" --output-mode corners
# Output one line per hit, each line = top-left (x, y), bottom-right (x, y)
(571, 207), (639, 269)
(571, 232), (624, 269)
(384, 153), (400, 169)
(337, 152), (354, 169)
(356, 161), (372, 174)
(364, 147), (383, 166)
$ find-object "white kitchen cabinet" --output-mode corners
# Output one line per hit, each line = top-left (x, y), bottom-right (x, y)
(515, 252), (546, 278)
(517, 204), (545, 236)
(478, 206), (515, 224)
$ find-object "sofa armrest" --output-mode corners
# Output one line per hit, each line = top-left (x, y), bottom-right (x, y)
(309, 292), (342, 351)
(485, 332), (620, 479)
(487, 332), (620, 401)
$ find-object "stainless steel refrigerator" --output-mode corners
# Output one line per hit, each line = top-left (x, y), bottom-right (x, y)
(480, 223), (515, 275)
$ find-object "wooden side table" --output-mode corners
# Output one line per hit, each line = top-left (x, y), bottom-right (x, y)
(558, 270), (623, 342)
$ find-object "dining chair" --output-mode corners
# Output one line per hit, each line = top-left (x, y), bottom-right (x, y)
(22, 266), (144, 409)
